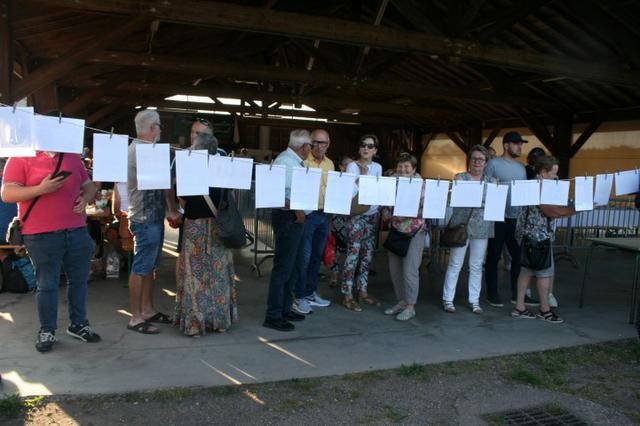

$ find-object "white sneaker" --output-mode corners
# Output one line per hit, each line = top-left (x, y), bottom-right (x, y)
(292, 298), (312, 315)
(306, 292), (331, 307)
(548, 293), (558, 308)
(525, 288), (532, 298)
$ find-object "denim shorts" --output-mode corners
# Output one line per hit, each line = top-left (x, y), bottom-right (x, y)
(129, 221), (164, 276)
(520, 254), (555, 278)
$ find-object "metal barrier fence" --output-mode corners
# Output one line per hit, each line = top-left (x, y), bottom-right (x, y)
(236, 183), (275, 276)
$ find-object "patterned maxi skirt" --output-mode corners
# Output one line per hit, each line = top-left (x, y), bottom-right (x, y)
(174, 217), (238, 336)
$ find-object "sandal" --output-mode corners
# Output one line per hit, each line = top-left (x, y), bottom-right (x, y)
(145, 312), (172, 324)
(443, 301), (456, 313)
(384, 303), (405, 315)
(127, 321), (160, 334)
(358, 292), (380, 306)
(511, 308), (535, 319)
(470, 303), (483, 314)
(537, 310), (564, 323)
(343, 297), (362, 312)
(396, 308), (416, 321)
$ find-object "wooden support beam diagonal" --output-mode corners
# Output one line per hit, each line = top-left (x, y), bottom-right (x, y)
(569, 121), (601, 158)
(514, 106), (555, 153)
(86, 102), (122, 127)
(30, 0), (640, 87)
(12, 15), (148, 102)
(445, 129), (468, 154)
(468, 0), (553, 40)
(0, 0), (13, 104)
(62, 73), (127, 116)
(483, 124), (502, 147)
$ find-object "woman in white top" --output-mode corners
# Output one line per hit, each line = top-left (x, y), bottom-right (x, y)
(341, 134), (383, 312)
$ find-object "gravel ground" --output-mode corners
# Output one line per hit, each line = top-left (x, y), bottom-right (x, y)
(2, 339), (639, 425)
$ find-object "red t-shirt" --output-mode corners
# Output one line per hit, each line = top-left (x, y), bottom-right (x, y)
(3, 152), (90, 235)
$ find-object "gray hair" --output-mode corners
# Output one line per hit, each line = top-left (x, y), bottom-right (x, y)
(134, 109), (160, 134)
(288, 129), (311, 149)
(192, 133), (219, 155)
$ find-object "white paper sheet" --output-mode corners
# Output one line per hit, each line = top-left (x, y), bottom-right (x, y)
(510, 180), (540, 206)
(92, 133), (128, 182)
(208, 155), (253, 190)
(176, 150), (209, 196)
(393, 177), (423, 218)
(484, 183), (509, 221)
(0, 106), (36, 157)
(540, 179), (569, 206)
(255, 164), (286, 208)
(358, 175), (397, 206)
(422, 179), (450, 219)
(324, 171), (357, 215)
(449, 180), (483, 207)
(594, 173), (613, 206)
(33, 115), (85, 154)
(135, 143), (171, 190)
(614, 170), (639, 196)
(290, 167), (322, 210)
(115, 182), (128, 212)
(574, 176), (594, 211)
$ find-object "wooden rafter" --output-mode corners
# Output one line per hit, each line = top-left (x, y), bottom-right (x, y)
(444, 129), (468, 153)
(62, 72), (127, 116)
(467, 0), (553, 41)
(27, 0), (640, 87)
(12, 15), (148, 102)
(0, 0), (13, 103)
(514, 106), (556, 153)
(483, 124), (502, 147)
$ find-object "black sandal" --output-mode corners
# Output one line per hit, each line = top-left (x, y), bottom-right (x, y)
(537, 310), (564, 323)
(145, 312), (172, 324)
(511, 308), (535, 319)
(127, 321), (160, 334)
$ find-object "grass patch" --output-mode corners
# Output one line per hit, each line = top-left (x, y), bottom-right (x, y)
(398, 363), (427, 378)
(289, 378), (317, 392)
(383, 405), (408, 423)
(510, 368), (542, 386)
(122, 387), (197, 403)
(343, 370), (385, 382)
(0, 394), (43, 418)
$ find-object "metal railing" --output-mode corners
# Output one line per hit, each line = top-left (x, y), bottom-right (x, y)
(236, 182), (275, 277)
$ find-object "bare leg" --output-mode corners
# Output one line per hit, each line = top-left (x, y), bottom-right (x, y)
(515, 272), (531, 312)
(535, 277), (551, 313)
(141, 273), (156, 318)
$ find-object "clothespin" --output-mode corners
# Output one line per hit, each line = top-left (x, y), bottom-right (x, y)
(269, 159), (274, 170)
(409, 175), (413, 184)
(339, 170), (343, 177)
(604, 171), (608, 179)
(109, 127), (114, 139)
(512, 179), (515, 186)
(437, 176), (440, 186)
(231, 150), (235, 162)
(555, 176), (559, 184)
(12, 103), (16, 113)
(306, 165), (309, 174)
(58, 112), (62, 123)
(188, 147), (192, 156)
(376, 173), (380, 182)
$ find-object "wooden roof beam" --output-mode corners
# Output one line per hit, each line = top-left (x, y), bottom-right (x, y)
(12, 15), (148, 102)
(86, 51), (560, 110)
(569, 121), (601, 158)
(30, 0), (640, 87)
(514, 106), (556, 153)
(0, 0), (13, 104)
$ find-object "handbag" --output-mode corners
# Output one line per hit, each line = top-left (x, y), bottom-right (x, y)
(520, 207), (552, 271)
(204, 189), (247, 249)
(440, 208), (474, 248)
(6, 153), (64, 246)
(349, 196), (369, 217)
(384, 224), (423, 257)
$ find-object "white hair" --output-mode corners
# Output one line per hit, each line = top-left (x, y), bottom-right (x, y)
(288, 129), (311, 149)
(134, 109), (160, 134)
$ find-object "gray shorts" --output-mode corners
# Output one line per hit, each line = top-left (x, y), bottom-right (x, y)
(520, 252), (554, 278)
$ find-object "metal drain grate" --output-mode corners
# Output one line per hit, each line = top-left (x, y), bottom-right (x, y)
(484, 404), (587, 426)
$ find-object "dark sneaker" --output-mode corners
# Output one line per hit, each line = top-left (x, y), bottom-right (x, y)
(262, 318), (295, 332)
(511, 308), (536, 319)
(283, 312), (306, 322)
(36, 331), (57, 353)
(537, 310), (564, 323)
(487, 296), (504, 308)
(67, 323), (101, 343)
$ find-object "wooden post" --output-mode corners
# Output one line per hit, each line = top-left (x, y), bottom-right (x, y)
(0, 0), (13, 104)
(466, 125), (482, 148)
(554, 118), (573, 179)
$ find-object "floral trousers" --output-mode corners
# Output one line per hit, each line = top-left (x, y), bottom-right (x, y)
(341, 213), (379, 295)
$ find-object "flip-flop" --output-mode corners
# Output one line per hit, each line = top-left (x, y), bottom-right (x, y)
(127, 321), (160, 334)
(145, 312), (172, 324)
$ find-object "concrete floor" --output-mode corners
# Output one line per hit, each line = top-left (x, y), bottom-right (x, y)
(0, 230), (637, 397)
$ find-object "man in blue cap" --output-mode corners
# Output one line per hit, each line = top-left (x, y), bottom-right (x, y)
(484, 131), (539, 307)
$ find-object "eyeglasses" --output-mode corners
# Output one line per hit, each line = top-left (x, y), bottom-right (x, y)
(360, 143), (376, 149)
(470, 157), (486, 163)
(311, 140), (329, 145)
(194, 117), (211, 127)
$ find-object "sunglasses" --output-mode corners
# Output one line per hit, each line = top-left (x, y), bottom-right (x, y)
(360, 143), (376, 149)
(194, 117), (211, 127)
(311, 140), (329, 145)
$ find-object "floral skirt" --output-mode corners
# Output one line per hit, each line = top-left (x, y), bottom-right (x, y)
(174, 217), (238, 336)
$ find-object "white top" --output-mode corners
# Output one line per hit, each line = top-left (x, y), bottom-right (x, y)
(347, 160), (383, 216)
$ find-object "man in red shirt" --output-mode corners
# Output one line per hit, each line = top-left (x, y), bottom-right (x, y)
(2, 141), (100, 353)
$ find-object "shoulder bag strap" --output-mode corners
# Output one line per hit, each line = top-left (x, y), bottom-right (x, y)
(203, 195), (218, 217)
(21, 153), (65, 223)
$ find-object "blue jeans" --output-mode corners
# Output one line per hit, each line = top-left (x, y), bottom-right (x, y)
(265, 210), (304, 321)
(24, 227), (94, 332)
(129, 221), (164, 276)
(294, 211), (329, 299)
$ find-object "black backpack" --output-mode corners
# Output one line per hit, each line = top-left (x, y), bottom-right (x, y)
(0, 254), (29, 294)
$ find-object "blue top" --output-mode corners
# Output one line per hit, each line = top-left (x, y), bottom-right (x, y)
(273, 147), (305, 201)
